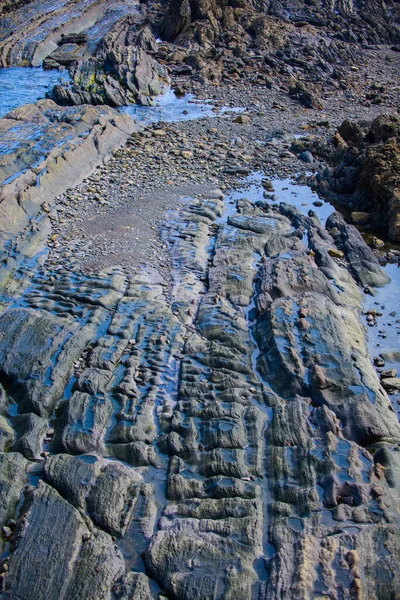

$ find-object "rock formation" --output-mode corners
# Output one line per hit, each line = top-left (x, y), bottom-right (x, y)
(0, 1), (399, 599)
(157, 0), (400, 87)
(315, 115), (400, 241)
(0, 182), (399, 599)
(0, 1), (170, 107)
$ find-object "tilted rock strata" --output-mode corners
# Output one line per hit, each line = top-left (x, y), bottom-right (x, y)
(0, 99), (136, 305)
(52, 21), (170, 107)
(0, 0), (170, 107)
(0, 184), (398, 599)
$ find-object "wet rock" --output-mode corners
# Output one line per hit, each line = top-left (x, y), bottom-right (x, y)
(61, 392), (113, 455)
(0, 452), (28, 552)
(52, 22), (170, 108)
(325, 212), (390, 287)
(3, 481), (124, 599)
(381, 377), (400, 392)
(113, 571), (153, 600)
(0, 308), (94, 417)
(12, 413), (48, 461)
(0, 102), (136, 283)
(45, 454), (142, 537)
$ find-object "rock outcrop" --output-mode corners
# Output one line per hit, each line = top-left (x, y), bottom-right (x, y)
(0, 2), (399, 599)
(0, 99), (136, 309)
(0, 182), (398, 599)
(0, 1), (170, 107)
(157, 0), (400, 87)
(316, 115), (400, 241)
(52, 21), (170, 107)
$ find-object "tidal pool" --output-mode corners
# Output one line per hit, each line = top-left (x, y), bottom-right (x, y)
(0, 66), (70, 118)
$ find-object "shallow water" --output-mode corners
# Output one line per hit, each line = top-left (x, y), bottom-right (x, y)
(0, 67), (70, 118)
(119, 89), (239, 124)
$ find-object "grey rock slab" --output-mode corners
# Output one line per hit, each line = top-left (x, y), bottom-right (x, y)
(113, 571), (153, 600)
(326, 211), (391, 287)
(0, 307), (94, 417)
(0, 452), (28, 553)
(12, 413), (48, 460)
(61, 391), (113, 455)
(3, 481), (87, 599)
(3, 480), (124, 600)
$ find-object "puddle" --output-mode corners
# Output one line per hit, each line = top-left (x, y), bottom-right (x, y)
(271, 177), (336, 225)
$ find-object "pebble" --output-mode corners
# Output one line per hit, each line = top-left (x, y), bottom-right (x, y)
(328, 248), (345, 258)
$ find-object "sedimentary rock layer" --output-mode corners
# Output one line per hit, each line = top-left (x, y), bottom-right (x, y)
(0, 181), (398, 599)
(0, 0), (170, 106)
(0, 100), (136, 302)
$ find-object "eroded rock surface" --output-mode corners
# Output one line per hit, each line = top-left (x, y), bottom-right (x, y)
(0, 178), (399, 599)
(0, 1), (170, 107)
(315, 115), (400, 242)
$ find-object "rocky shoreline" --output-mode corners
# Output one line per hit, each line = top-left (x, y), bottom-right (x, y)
(0, 1), (400, 599)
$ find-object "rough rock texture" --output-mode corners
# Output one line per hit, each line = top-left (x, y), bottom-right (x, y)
(52, 20), (170, 107)
(0, 1), (170, 107)
(0, 100), (136, 309)
(0, 179), (398, 599)
(3, 480), (125, 600)
(157, 0), (400, 90)
(315, 115), (400, 241)
(0, 5), (399, 597)
(0, 0), (139, 67)
(0, 452), (28, 552)
(162, 0), (400, 45)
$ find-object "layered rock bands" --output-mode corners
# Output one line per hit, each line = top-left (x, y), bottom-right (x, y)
(0, 184), (399, 599)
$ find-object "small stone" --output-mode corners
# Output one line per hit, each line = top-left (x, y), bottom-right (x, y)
(381, 369), (397, 379)
(262, 179), (274, 192)
(2, 526), (12, 539)
(381, 377), (400, 392)
(371, 236), (385, 249)
(82, 532), (91, 541)
(328, 248), (345, 258)
(374, 356), (385, 367)
(234, 114), (251, 124)
(300, 151), (314, 164)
